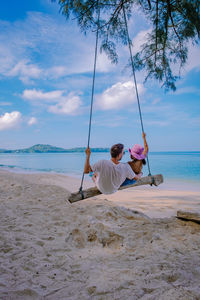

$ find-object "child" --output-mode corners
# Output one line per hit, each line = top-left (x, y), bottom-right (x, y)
(121, 133), (149, 186)
(128, 133), (148, 177)
(128, 145), (146, 177)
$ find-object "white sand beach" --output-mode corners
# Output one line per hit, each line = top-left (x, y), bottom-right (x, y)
(0, 169), (200, 299)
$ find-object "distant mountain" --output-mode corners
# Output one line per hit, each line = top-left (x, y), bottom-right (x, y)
(17, 144), (68, 153)
(0, 144), (110, 153)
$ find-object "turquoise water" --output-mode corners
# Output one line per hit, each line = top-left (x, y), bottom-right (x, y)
(0, 152), (199, 184)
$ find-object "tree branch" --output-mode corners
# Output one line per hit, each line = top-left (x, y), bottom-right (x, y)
(167, 0), (183, 53)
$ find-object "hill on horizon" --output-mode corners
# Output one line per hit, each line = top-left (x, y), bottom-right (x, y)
(0, 144), (110, 153)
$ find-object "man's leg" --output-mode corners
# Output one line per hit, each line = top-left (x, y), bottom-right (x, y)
(92, 172), (98, 183)
(89, 171), (98, 183)
(121, 178), (136, 187)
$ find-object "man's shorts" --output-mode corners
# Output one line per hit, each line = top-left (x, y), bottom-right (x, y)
(121, 178), (136, 187)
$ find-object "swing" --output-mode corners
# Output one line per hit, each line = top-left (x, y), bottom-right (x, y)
(69, 5), (163, 204)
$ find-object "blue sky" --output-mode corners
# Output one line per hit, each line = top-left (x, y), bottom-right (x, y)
(0, 0), (199, 151)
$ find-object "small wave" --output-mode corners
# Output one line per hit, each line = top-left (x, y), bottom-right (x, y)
(0, 164), (18, 169)
(0, 164), (48, 174)
(0, 164), (81, 177)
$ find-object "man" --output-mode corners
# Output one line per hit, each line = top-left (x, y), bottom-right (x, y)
(84, 133), (148, 194)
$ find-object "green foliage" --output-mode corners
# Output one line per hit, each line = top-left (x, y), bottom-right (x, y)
(52, 0), (200, 90)
(0, 145), (110, 153)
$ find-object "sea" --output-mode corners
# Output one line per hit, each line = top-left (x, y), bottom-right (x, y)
(0, 152), (200, 190)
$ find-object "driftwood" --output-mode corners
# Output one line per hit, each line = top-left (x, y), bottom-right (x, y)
(177, 210), (200, 224)
(68, 174), (164, 203)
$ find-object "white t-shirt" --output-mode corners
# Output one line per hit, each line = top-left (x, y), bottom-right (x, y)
(91, 159), (135, 194)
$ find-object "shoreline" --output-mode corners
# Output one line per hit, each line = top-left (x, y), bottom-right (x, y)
(1, 165), (200, 192)
(0, 168), (199, 219)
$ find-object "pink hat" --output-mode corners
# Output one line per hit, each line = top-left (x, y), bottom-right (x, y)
(128, 144), (147, 160)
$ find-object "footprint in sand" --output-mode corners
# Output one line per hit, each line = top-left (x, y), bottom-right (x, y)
(65, 229), (86, 248)
(100, 230), (124, 248)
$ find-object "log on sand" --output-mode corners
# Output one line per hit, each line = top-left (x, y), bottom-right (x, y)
(68, 174), (164, 203)
(177, 210), (200, 224)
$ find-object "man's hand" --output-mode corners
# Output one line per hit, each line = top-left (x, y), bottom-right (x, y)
(85, 147), (91, 157)
(84, 148), (92, 174)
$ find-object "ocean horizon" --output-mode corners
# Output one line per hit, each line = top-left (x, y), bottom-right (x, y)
(0, 151), (199, 187)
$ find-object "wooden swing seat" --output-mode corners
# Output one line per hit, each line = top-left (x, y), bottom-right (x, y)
(69, 174), (163, 203)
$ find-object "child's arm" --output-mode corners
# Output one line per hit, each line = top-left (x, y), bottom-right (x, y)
(142, 132), (148, 157)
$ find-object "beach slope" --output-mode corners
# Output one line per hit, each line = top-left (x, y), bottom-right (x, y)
(0, 170), (200, 299)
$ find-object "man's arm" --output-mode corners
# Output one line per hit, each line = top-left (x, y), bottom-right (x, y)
(84, 147), (92, 174)
(142, 132), (148, 157)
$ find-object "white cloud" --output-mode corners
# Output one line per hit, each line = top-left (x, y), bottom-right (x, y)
(96, 52), (114, 72)
(22, 89), (83, 115)
(45, 66), (68, 79)
(7, 60), (42, 84)
(28, 117), (38, 126)
(0, 44), (15, 77)
(48, 93), (82, 115)
(0, 111), (22, 130)
(132, 30), (200, 76)
(95, 81), (145, 110)
(0, 11), (115, 86)
(22, 89), (63, 102)
(0, 11), (199, 89)
(132, 29), (151, 55)
(184, 43), (200, 73)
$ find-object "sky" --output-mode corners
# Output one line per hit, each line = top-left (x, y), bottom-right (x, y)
(0, 0), (199, 151)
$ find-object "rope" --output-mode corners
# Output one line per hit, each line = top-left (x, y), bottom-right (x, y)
(79, 3), (100, 196)
(122, 5), (152, 177)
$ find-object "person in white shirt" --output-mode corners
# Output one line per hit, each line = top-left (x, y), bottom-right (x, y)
(84, 133), (148, 194)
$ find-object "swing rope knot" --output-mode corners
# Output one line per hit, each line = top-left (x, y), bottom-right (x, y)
(149, 175), (155, 186)
(79, 186), (84, 200)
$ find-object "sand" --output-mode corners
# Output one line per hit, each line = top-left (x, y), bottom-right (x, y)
(0, 169), (200, 299)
